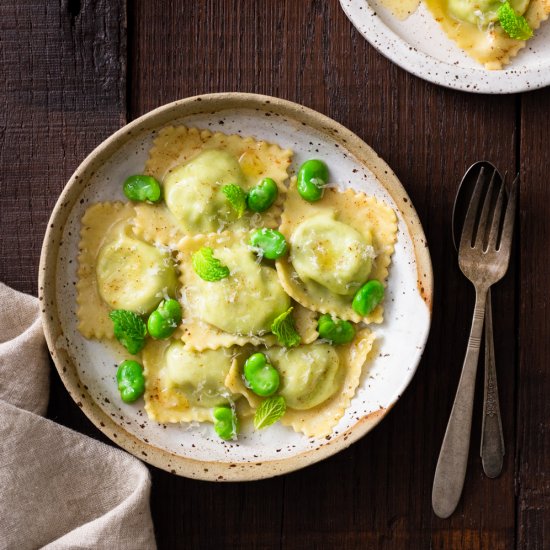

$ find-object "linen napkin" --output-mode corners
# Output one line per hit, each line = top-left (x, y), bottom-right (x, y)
(0, 283), (156, 549)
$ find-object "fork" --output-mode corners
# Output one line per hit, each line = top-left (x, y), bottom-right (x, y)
(432, 169), (518, 519)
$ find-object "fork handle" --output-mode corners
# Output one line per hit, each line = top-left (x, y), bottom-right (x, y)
(432, 288), (487, 518)
(481, 288), (505, 478)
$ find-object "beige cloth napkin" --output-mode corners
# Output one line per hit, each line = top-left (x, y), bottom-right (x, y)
(0, 283), (156, 549)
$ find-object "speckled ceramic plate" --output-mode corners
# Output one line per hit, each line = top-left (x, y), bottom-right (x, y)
(340, 0), (550, 94)
(39, 93), (432, 481)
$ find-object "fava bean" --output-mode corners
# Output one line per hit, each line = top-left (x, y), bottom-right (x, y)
(247, 177), (278, 212)
(123, 175), (162, 203)
(249, 228), (288, 260)
(243, 352), (280, 397)
(213, 406), (239, 440)
(352, 280), (385, 316)
(116, 360), (145, 403)
(317, 314), (355, 345)
(297, 159), (329, 202)
(147, 299), (182, 339)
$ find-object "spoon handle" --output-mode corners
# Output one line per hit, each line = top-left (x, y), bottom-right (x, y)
(432, 289), (487, 518)
(480, 288), (505, 477)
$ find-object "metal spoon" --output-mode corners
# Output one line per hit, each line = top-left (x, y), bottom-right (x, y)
(452, 161), (505, 479)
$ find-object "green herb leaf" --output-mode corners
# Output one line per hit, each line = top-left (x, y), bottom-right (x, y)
(192, 247), (230, 282)
(109, 310), (147, 355)
(271, 307), (301, 348)
(222, 183), (247, 219)
(498, 1), (533, 40)
(254, 396), (286, 430)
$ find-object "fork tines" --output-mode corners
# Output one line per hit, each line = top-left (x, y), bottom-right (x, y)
(460, 168), (518, 253)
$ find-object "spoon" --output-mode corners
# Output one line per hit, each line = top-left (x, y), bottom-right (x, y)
(452, 161), (505, 479)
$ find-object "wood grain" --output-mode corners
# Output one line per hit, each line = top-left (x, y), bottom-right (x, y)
(0, 0), (546, 548)
(518, 88), (550, 550)
(0, 0), (126, 296)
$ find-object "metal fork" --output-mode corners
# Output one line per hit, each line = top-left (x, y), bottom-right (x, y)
(432, 170), (518, 519)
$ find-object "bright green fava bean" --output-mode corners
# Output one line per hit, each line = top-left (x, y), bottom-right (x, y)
(213, 406), (239, 440)
(247, 177), (278, 212)
(123, 175), (162, 203)
(147, 299), (182, 339)
(116, 360), (145, 403)
(297, 159), (329, 202)
(352, 280), (385, 316)
(243, 352), (280, 397)
(249, 228), (288, 260)
(317, 314), (355, 345)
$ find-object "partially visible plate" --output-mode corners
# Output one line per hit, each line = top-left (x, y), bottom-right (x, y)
(340, 0), (550, 94)
(39, 93), (432, 481)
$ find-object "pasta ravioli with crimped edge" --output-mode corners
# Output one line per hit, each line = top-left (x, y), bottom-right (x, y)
(176, 230), (318, 351)
(276, 180), (398, 324)
(424, 0), (550, 70)
(142, 339), (244, 423)
(77, 202), (135, 339)
(136, 125), (293, 244)
(225, 328), (376, 437)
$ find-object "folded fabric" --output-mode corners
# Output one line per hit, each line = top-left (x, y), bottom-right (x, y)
(0, 283), (156, 549)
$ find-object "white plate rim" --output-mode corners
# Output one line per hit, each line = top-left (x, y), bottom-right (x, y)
(339, 0), (550, 94)
(39, 92), (433, 481)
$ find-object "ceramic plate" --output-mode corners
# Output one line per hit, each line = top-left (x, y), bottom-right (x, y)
(39, 93), (432, 481)
(340, 0), (550, 94)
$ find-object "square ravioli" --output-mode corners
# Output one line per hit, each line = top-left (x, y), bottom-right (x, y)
(143, 339), (244, 423)
(276, 181), (398, 324)
(177, 231), (318, 351)
(224, 329), (376, 438)
(424, 0), (550, 69)
(77, 202), (177, 339)
(133, 125), (293, 247)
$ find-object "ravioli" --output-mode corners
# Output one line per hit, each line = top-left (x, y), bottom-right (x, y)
(77, 202), (176, 339)
(177, 231), (317, 350)
(424, 0), (550, 69)
(163, 150), (246, 234)
(133, 125), (293, 244)
(225, 329), (376, 437)
(269, 344), (342, 410)
(276, 181), (397, 324)
(143, 339), (240, 423)
(96, 232), (176, 314)
(290, 212), (375, 297)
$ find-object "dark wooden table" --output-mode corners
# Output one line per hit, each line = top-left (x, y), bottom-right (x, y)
(1, 1), (548, 548)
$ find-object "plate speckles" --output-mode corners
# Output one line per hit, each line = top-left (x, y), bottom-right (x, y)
(39, 93), (432, 481)
(340, 0), (550, 94)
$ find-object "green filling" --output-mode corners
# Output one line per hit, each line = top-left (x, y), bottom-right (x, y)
(163, 149), (246, 233)
(268, 344), (342, 410)
(96, 235), (176, 314)
(164, 342), (235, 408)
(192, 239), (290, 335)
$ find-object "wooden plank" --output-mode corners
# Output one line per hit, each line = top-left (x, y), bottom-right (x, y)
(517, 89), (550, 550)
(0, 0), (126, 435)
(129, 1), (519, 548)
(0, 0), (126, 296)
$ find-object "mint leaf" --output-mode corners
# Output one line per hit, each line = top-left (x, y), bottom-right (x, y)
(109, 310), (147, 355)
(222, 183), (247, 219)
(498, 2), (533, 40)
(254, 396), (286, 429)
(271, 307), (301, 348)
(192, 247), (230, 282)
